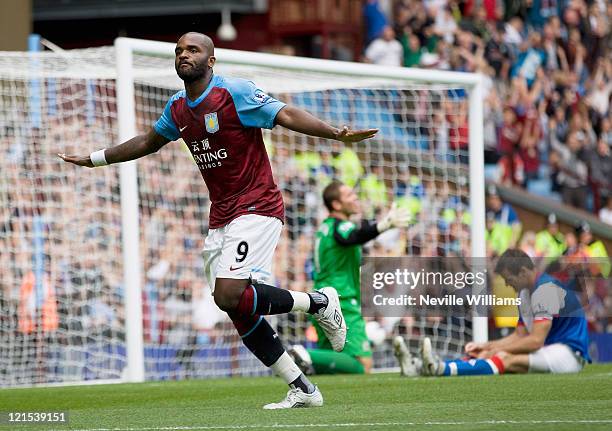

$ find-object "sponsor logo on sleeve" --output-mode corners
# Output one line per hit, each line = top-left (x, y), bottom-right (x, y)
(253, 90), (270, 104)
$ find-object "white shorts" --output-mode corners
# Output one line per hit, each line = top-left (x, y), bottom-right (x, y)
(528, 343), (585, 374)
(202, 214), (282, 292)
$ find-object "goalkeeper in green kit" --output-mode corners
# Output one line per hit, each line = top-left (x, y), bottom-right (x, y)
(289, 180), (411, 374)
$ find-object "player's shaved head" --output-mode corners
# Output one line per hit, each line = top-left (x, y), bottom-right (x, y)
(178, 32), (215, 55)
(175, 32), (215, 83)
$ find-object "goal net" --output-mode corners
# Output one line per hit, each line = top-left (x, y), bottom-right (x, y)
(0, 39), (484, 386)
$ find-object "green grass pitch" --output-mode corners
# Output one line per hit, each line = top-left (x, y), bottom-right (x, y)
(1, 364), (611, 431)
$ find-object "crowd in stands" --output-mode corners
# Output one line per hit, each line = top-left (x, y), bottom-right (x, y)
(364, 0), (611, 217)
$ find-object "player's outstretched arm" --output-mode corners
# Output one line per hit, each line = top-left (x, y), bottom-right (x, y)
(275, 105), (378, 143)
(58, 128), (170, 168)
(333, 220), (379, 247)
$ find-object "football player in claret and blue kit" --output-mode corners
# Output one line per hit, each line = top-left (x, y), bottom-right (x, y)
(59, 32), (378, 408)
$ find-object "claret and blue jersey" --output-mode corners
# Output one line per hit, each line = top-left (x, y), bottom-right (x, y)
(154, 74), (286, 229)
(518, 272), (591, 362)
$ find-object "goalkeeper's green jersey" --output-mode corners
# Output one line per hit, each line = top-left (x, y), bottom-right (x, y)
(313, 217), (361, 300)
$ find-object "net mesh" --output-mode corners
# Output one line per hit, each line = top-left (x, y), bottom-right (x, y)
(0, 46), (474, 386)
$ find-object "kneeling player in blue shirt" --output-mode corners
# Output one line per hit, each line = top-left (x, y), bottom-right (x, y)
(394, 248), (590, 376)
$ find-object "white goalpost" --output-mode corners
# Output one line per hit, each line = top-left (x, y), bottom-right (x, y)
(0, 37), (486, 387)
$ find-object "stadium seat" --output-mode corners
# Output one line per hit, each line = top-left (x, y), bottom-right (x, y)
(526, 178), (552, 197)
(484, 164), (499, 181)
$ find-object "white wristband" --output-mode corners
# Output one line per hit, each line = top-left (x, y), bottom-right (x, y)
(90, 149), (108, 167)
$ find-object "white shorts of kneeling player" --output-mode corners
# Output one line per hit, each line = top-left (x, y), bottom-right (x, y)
(528, 343), (585, 374)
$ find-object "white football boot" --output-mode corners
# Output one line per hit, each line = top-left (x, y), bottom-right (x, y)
(393, 336), (421, 377)
(312, 287), (346, 352)
(263, 387), (324, 409)
(419, 337), (443, 376)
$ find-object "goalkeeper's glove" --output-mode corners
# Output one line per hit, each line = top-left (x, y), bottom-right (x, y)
(376, 202), (412, 232)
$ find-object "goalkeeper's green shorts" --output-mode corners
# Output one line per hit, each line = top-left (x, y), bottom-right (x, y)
(312, 299), (372, 358)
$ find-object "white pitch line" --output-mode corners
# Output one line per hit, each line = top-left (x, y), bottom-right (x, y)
(51, 419), (612, 431)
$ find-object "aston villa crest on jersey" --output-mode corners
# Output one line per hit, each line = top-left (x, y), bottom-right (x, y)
(205, 112), (219, 134)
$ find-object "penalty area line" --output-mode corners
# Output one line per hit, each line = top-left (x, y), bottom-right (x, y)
(53, 419), (612, 431)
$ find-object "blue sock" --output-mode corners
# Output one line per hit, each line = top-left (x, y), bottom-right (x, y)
(442, 357), (504, 376)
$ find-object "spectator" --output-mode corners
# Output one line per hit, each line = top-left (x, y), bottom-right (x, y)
(527, 0), (555, 31)
(562, 231), (590, 260)
(542, 21), (561, 72)
(588, 137), (612, 206)
(486, 185), (522, 249)
(550, 105), (569, 145)
(503, 16), (524, 54)
(576, 222), (610, 277)
(519, 231), (537, 258)
(498, 149), (525, 186)
(465, 7), (492, 41)
(484, 87), (503, 163)
(434, 5), (457, 44)
(486, 211), (512, 257)
(499, 106), (522, 156)
(497, 106), (524, 185)
(364, 0), (389, 45)
(519, 107), (542, 185)
(587, 279), (610, 333)
(586, 59), (611, 118)
(401, 33), (423, 67)
(484, 23), (512, 77)
(447, 98), (469, 163)
(511, 33), (545, 88)
(483, 0), (504, 22)
(600, 196), (612, 225)
(364, 26), (403, 66)
(534, 213), (566, 260)
(551, 131), (589, 210)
